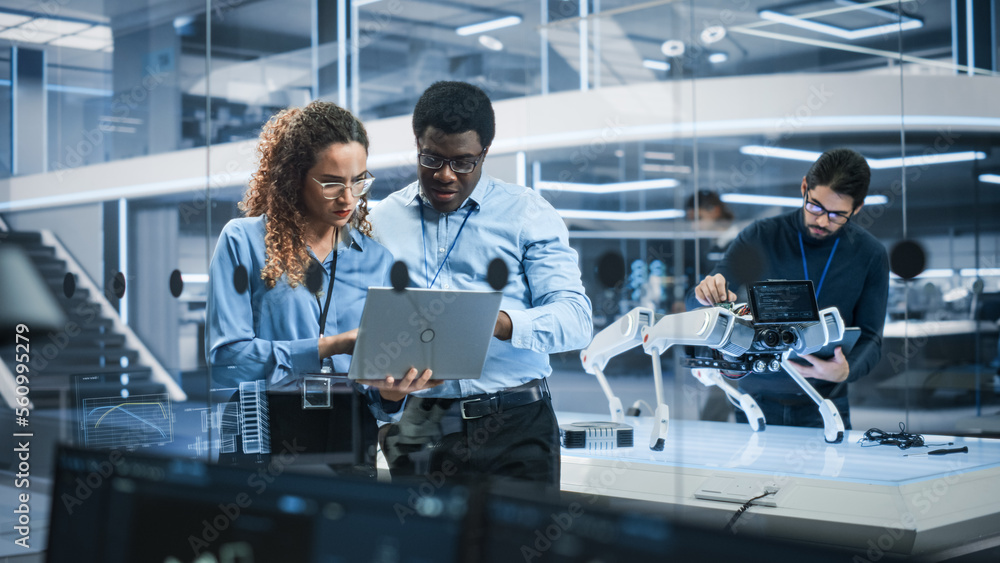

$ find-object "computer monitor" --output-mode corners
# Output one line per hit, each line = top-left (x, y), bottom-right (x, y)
(47, 445), (470, 563)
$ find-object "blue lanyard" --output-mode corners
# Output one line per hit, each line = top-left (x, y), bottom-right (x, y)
(798, 231), (839, 301)
(419, 203), (475, 289)
(317, 228), (339, 337)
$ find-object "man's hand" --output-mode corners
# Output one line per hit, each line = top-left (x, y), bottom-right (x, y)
(694, 274), (737, 306)
(360, 367), (442, 403)
(493, 310), (512, 341)
(319, 329), (358, 358)
(792, 347), (850, 383)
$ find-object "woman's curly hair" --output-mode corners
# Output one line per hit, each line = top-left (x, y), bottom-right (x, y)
(240, 101), (372, 289)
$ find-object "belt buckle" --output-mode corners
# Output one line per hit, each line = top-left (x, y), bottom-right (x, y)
(460, 398), (482, 420)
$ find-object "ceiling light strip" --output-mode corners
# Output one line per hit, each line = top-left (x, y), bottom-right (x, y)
(730, 26), (995, 77)
(538, 0), (680, 29)
(741, 146), (987, 168)
(557, 209), (684, 221)
(536, 178), (679, 193)
(456, 16), (521, 36)
(757, 10), (922, 41)
(720, 194), (888, 207)
(738, 0), (910, 30)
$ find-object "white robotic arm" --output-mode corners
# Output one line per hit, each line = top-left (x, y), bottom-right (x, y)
(641, 304), (848, 444)
(580, 307), (656, 423)
(637, 308), (758, 449)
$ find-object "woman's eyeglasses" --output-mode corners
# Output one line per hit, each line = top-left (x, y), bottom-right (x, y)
(313, 173), (375, 200)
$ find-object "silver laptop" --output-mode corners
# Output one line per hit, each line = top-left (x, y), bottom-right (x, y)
(347, 287), (503, 380)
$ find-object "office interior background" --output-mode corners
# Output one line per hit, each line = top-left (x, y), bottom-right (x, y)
(1, 0), (1000, 556)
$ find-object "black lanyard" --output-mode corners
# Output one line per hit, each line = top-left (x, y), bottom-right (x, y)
(317, 228), (339, 337)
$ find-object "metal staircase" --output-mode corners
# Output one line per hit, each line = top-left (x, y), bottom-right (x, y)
(0, 229), (186, 411)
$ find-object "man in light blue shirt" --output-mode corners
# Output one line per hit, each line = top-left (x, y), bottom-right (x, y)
(370, 81), (592, 485)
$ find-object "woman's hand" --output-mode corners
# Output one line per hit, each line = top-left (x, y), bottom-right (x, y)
(360, 368), (441, 403)
(319, 329), (358, 358)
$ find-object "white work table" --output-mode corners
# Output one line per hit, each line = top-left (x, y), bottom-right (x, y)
(557, 411), (1000, 559)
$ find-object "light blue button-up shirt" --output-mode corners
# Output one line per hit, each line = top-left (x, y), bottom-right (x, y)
(368, 175), (593, 397)
(207, 216), (393, 408)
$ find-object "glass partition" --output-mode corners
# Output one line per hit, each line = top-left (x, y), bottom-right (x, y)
(1, 2), (999, 557)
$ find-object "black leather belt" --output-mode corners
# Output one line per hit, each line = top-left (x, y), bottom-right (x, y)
(459, 379), (549, 420)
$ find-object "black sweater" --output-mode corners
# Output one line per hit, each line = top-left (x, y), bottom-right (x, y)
(685, 209), (889, 397)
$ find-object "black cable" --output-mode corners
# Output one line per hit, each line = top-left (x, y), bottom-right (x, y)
(858, 422), (925, 449)
(724, 490), (774, 534)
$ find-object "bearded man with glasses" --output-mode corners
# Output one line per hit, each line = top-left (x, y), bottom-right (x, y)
(688, 148), (889, 430)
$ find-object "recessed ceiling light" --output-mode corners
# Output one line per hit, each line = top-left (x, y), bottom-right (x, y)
(700, 25), (726, 44)
(173, 16), (195, 30)
(708, 52), (728, 64)
(642, 59), (670, 71)
(478, 35), (504, 51)
(660, 39), (685, 57)
(979, 174), (1000, 184)
(456, 15), (521, 36)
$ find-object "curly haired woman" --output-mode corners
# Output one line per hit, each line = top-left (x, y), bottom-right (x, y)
(207, 101), (435, 465)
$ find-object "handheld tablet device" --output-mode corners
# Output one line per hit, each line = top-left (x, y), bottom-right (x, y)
(788, 327), (861, 362)
(748, 279), (820, 324)
(347, 287), (503, 380)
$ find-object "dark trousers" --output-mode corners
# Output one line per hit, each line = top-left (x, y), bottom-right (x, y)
(382, 395), (560, 487)
(735, 393), (852, 430)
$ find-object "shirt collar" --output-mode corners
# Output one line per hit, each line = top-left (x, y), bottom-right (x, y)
(343, 223), (365, 251)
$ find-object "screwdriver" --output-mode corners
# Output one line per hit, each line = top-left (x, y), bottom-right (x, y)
(904, 446), (968, 457)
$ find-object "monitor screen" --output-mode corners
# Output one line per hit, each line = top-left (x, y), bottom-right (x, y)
(748, 280), (820, 324)
(47, 446), (468, 563)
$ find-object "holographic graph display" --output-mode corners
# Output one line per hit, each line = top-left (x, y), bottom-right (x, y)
(82, 394), (174, 449)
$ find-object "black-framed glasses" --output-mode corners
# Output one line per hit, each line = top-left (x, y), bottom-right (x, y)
(803, 195), (853, 225)
(312, 172), (375, 200)
(417, 147), (488, 174)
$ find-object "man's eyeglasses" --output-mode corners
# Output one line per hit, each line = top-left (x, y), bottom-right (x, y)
(803, 194), (853, 225)
(417, 147), (488, 174)
(313, 173), (375, 200)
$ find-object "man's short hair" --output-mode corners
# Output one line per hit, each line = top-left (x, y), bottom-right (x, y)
(412, 81), (496, 148)
(805, 148), (871, 209)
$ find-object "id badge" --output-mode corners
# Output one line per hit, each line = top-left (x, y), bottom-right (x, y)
(302, 376), (332, 409)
